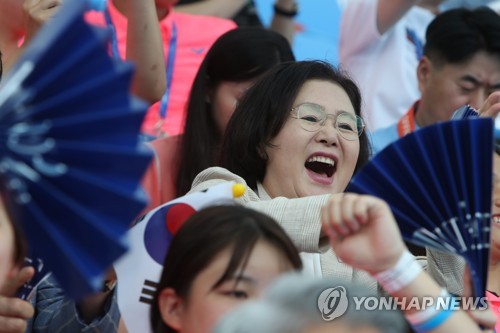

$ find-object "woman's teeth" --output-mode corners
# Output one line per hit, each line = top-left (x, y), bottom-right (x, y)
(306, 156), (335, 167)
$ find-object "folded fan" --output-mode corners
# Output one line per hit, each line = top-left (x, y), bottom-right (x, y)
(0, 0), (152, 299)
(347, 119), (493, 297)
(451, 105), (479, 120)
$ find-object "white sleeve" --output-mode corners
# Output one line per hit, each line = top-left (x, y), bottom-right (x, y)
(339, 0), (382, 60)
(190, 167), (328, 253)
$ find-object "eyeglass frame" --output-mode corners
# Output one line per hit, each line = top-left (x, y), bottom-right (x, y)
(289, 102), (366, 141)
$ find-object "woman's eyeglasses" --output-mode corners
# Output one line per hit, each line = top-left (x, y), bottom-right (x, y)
(290, 103), (365, 141)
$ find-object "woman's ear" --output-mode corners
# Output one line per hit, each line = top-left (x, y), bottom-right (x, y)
(257, 144), (267, 160)
(158, 288), (184, 331)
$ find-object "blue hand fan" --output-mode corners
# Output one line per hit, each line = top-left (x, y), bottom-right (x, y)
(451, 105), (479, 120)
(452, 104), (500, 153)
(347, 119), (493, 297)
(0, 0), (152, 299)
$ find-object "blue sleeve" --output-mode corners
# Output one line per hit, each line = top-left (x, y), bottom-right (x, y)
(30, 275), (120, 333)
(369, 124), (399, 156)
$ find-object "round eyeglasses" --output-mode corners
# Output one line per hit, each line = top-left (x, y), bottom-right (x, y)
(289, 103), (365, 141)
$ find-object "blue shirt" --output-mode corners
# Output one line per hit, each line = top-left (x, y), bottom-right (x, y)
(27, 275), (120, 332)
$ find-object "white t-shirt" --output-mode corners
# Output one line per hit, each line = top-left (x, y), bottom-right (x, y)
(338, 0), (434, 131)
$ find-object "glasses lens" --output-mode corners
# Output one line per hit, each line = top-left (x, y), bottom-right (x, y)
(336, 113), (362, 140)
(296, 104), (324, 132)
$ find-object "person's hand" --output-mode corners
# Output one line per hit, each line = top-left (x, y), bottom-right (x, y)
(76, 267), (116, 324)
(478, 91), (500, 119)
(23, 0), (63, 42)
(461, 266), (496, 332)
(0, 266), (35, 333)
(321, 193), (406, 275)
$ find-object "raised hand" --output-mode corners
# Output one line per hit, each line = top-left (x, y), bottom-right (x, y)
(23, 0), (63, 42)
(321, 193), (406, 275)
(478, 91), (500, 118)
(0, 266), (35, 333)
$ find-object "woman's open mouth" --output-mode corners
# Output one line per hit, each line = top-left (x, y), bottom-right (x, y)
(305, 155), (336, 185)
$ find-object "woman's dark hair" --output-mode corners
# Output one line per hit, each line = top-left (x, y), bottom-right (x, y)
(176, 27), (295, 196)
(219, 60), (370, 190)
(424, 7), (500, 66)
(150, 205), (302, 333)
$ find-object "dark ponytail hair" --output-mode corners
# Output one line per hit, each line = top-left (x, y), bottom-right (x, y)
(175, 28), (294, 196)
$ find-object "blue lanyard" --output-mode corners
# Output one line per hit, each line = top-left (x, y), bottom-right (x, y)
(406, 28), (423, 61)
(158, 22), (177, 121)
(104, 8), (120, 58)
(104, 8), (178, 127)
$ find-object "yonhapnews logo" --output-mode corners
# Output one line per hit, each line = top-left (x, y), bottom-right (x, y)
(317, 286), (349, 321)
(317, 286), (490, 321)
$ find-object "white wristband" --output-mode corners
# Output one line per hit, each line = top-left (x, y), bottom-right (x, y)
(373, 250), (423, 293)
(405, 288), (450, 325)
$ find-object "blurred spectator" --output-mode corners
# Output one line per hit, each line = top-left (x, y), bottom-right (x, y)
(142, 27), (294, 211)
(215, 275), (407, 333)
(371, 7), (500, 155)
(338, 0), (441, 132)
(86, 0), (236, 139)
(175, 0), (297, 44)
(150, 205), (302, 333)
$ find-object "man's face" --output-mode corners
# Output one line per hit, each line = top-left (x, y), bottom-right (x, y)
(417, 51), (500, 126)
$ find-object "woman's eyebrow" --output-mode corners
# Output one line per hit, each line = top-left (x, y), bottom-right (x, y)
(298, 102), (354, 115)
(227, 274), (257, 285)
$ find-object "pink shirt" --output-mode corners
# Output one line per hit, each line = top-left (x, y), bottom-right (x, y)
(86, 4), (236, 137)
(487, 291), (500, 332)
(142, 135), (182, 213)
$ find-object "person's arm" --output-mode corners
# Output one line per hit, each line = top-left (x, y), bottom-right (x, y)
(22, 0), (61, 43)
(175, 0), (247, 18)
(190, 167), (329, 253)
(339, 0), (418, 60)
(1, 0), (62, 74)
(270, 0), (297, 45)
(390, 271), (492, 332)
(0, 267), (35, 333)
(31, 275), (120, 333)
(124, 0), (166, 103)
(322, 193), (494, 332)
(376, 0), (419, 35)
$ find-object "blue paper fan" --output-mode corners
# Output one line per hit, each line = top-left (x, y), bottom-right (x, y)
(451, 105), (479, 120)
(347, 119), (493, 297)
(0, 0), (152, 299)
(451, 105), (500, 152)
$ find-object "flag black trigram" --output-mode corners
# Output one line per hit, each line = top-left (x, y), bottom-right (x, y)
(139, 279), (159, 305)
